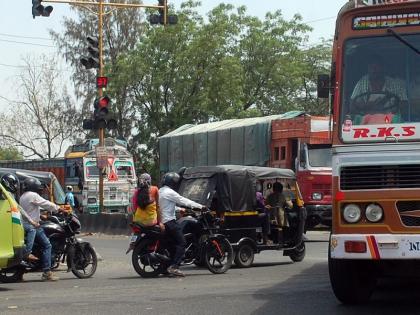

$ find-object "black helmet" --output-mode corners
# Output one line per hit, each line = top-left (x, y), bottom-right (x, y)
(1, 173), (19, 194)
(178, 167), (187, 178)
(22, 177), (43, 193)
(162, 172), (181, 190)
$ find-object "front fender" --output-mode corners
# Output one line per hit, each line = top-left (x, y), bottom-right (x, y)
(66, 242), (92, 269)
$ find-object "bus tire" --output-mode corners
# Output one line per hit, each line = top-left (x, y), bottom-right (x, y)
(328, 248), (376, 304)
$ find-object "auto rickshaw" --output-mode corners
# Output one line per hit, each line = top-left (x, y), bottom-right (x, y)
(177, 165), (307, 267)
(0, 182), (25, 270)
(0, 168), (70, 210)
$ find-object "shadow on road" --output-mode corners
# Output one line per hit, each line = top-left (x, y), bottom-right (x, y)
(0, 287), (12, 292)
(232, 261), (293, 269)
(251, 263), (420, 315)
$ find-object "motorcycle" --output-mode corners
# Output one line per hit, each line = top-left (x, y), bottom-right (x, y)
(128, 208), (233, 278)
(0, 212), (97, 283)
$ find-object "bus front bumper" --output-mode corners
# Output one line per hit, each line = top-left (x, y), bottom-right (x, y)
(330, 234), (420, 260)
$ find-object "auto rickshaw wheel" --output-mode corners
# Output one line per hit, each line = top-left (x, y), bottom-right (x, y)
(288, 242), (306, 262)
(234, 243), (255, 268)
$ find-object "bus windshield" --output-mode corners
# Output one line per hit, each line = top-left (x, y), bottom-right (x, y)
(307, 145), (332, 167)
(341, 34), (420, 142)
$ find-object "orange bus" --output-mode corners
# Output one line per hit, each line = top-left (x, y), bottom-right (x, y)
(318, 0), (420, 304)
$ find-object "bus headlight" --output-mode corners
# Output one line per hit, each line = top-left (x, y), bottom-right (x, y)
(312, 192), (322, 200)
(343, 204), (361, 223)
(365, 204), (383, 223)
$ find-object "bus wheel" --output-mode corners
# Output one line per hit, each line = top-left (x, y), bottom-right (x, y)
(328, 249), (376, 304)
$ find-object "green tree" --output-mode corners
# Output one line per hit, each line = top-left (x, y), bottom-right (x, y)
(0, 147), (23, 161)
(111, 2), (331, 171)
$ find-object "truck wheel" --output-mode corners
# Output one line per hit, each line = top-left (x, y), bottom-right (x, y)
(328, 248), (376, 304)
(234, 243), (255, 268)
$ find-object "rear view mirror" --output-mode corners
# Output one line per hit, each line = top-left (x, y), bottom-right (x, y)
(317, 74), (330, 99)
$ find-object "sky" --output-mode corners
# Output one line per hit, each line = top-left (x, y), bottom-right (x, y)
(0, 0), (347, 109)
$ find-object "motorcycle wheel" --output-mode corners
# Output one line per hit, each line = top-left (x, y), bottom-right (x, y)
(204, 237), (233, 274)
(132, 239), (166, 278)
(70, 244), (97, 279)
(0, 267), (25, 283)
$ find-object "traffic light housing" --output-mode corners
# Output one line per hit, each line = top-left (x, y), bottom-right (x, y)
(32, 0), (53, 19)
(81, 36), (100, 69)
(94, 96), (117, 130)
(149, 0), (178, 25)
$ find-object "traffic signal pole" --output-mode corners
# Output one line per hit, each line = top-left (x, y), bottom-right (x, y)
(39, 0), (175, 212)
(98, 0), (105, 213)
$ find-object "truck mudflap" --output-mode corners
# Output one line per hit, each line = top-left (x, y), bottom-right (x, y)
(330, 234), (420, 260)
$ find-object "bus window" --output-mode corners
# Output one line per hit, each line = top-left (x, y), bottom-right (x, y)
(86, 162), (100, 178)
(115, 161), (134, 178)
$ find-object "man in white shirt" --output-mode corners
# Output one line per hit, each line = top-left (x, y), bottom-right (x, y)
(159, 172), (205, 277)
(20, 177), (62, 281)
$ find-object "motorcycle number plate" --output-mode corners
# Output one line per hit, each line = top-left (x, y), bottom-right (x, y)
(130, 235), (137, 242)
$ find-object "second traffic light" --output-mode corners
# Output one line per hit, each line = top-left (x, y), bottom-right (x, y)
(32, 0), (53, 19)
(94, 96), (117, 130)
(81, 36), (100, 69)
(149, 0), (178, 25)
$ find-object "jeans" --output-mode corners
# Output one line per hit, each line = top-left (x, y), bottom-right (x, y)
(23, 222), (52, 272)
(164, 220), (186, 268)
(23, 222), (36, 258)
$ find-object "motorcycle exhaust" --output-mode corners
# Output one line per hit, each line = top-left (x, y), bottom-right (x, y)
(147, 252), (171, 263)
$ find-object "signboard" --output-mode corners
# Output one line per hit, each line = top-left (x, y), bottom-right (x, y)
(357, 0), (419, 7)
(353, 12), (420, 29)
(341, 122), (420, 142)
(95, 146), (109, 169)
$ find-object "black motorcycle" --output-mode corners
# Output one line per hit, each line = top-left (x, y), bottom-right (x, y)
(128, 208), (233, 278)
(0, 212), (97, 283)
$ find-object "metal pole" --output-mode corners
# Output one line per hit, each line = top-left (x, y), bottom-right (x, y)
(98, 0), (105, 213)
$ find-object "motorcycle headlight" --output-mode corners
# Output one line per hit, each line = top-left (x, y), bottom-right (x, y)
(343, 204), (361, 223)
(365, 203), (383, 223)
(312, 192), (322, 200)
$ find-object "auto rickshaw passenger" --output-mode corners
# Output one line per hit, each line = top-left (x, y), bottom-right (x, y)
(256, 185), (271, 244)
(266, 182), (292, 227)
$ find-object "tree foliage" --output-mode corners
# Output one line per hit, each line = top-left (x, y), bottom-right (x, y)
(0, 55), (78, 159)
(0, 147), (23, 161)
(51, 1), (331, 175)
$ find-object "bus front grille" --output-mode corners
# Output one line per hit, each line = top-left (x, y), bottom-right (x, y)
(340, 165), (420, 190)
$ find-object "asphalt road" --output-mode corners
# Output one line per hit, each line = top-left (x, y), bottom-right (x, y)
(2, 231), (420, 315)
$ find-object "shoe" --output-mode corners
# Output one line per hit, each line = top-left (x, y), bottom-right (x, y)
(27, 254), (39, 261)
(41, 271), (59, 281)
(167, 266), (185, 277)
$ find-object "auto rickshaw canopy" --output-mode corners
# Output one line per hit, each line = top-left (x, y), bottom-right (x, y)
(179, 165), (296, 212)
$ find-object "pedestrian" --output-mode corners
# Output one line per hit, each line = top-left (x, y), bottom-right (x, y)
(65, 186), (75, 209)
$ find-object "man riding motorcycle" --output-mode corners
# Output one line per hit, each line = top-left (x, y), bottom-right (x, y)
(159, 172), (206, 277)
(19, 177), (63, 281)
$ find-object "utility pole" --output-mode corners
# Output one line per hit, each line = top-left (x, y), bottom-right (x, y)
(36, 0), (178, 213)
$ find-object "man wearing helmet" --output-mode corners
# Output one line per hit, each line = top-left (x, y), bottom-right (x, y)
(159, 172), (205, 277)
(19, 177), (62, 281)
(0, 174), (40, 262)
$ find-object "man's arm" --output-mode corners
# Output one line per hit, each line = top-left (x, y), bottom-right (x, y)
(165, 189), (203, 209)
(32, 194), (60, 212)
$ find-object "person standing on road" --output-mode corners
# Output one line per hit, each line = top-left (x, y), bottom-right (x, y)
(159, 172), (205, 277)
(19, 177), (62, 281)
(65, 186), (75, 209)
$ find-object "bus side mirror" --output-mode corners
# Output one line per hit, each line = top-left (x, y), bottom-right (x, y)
(317, 74), (330, 99)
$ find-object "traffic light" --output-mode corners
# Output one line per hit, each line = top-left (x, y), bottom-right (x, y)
(94, 96), (117, 130)
(32, 0), (53, 19)
(81, 36), (100, 69)
(149, 0), (178, 25)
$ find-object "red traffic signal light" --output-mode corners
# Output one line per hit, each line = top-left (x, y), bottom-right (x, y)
(97, 77), (108, 88)
(98, 96), (110, 109)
